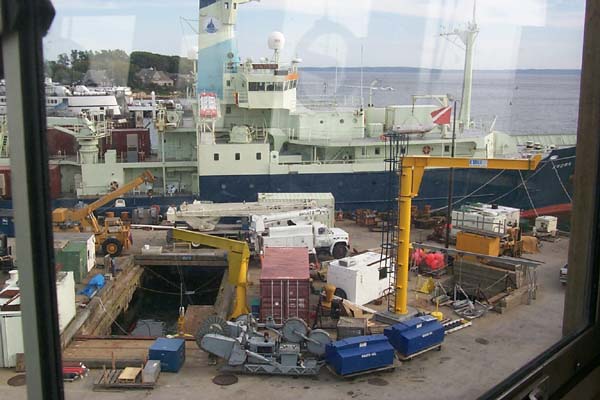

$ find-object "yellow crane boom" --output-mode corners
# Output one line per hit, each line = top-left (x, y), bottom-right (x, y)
(52, 170), (155, 256)
(54, 170), (155, 226)
(171, 228), (250, 319)
(393, 154), (542, 315)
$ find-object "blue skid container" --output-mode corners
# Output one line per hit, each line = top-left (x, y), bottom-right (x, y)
(384, 315), (445, 357)
(325, 334), (395, 376)
(148, 338), (186, 372)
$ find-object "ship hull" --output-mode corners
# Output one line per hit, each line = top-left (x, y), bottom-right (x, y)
(0, 148), (574, 222)
(197, 146), (575, 216)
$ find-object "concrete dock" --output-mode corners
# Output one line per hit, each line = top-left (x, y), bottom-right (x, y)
(0, 220), (568, 399)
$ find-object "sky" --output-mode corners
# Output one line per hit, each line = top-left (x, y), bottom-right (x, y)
(45, 0), (586, 70)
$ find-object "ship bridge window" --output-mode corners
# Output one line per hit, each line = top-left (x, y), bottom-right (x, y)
(274, 82), (284, 91)
(224, 2), (229, 9)
(226, 106), (231, 114)
(256, 152), (262, 160)
(234, 2), (237, 9)
(213, 153), (219, 161)
(375, 147), (381, 155)
(249, 82), (265, 91)
(235, 153), (240, 160)
(266, 82), (275, 91)
(226, 80), (231, 87)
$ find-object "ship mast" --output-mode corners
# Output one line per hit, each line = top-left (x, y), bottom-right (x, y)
(440, 1), (479, 131)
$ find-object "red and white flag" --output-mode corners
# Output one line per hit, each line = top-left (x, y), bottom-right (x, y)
(430, 106), (452, 125)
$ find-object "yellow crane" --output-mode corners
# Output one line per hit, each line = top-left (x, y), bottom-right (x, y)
(171, 228), (250, 319)
(52, 170), (155, 256)
(393, 155), (542, 315)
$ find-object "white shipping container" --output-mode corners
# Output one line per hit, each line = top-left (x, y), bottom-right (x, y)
(327, 252), (390, 306)
(56, 271), (76, 334)
(0, 311), (23, 368)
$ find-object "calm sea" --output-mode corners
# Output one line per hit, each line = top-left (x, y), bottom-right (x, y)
(297, 69), (581, 135)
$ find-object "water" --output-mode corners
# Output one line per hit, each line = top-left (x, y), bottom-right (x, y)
(297, 69), (581, 135)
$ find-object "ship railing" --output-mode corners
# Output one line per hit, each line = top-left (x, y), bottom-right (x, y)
(277, 159), (359, 166)
(297, 95), (362, 109)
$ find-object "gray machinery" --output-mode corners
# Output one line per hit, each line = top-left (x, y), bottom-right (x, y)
(197, 315), (332, 376)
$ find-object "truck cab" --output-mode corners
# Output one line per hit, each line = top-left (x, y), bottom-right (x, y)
(314, 225), (349, 259)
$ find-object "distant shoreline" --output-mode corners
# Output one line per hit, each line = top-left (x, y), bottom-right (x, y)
(299, 66), (581, 74)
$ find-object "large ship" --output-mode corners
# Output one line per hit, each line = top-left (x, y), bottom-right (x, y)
(189, 0), (576, 216)
(0, 0), (577, 223)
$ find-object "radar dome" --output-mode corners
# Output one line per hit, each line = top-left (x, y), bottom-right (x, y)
(268, 31), (285, 51)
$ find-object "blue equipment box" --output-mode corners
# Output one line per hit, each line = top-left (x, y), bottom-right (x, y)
(325, 334), (395, 376)
(384, 315), (445, 357)
(148, 338), (186, 372)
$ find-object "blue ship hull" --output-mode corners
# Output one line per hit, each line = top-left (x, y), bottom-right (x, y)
(197, 146), (575, 216)
(0, 147), (574, 220)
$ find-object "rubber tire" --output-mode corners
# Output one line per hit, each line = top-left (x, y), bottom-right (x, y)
(334, 288), (347, 300)
(102, 238), (123, 256)
(332, 243), (348, 259)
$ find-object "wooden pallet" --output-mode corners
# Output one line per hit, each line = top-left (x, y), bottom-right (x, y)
(93, 369), (155, 390)
(397, 344), (442, 361)
(118, 367), (141, 383)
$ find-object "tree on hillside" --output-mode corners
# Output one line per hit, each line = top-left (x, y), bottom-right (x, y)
(89, 50), (130, 86)
(45, 49), (195, 90)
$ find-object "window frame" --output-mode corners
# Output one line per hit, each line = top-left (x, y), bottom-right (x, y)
(3, 1), (600, 399)
(482, 1), (600, 397)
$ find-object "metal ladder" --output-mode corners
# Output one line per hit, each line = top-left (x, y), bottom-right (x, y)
(381, 132), (408, 312)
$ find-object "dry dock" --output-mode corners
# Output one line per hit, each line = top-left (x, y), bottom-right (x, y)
(0, 220), (568, 399)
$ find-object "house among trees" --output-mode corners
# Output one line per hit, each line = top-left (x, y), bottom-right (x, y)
(136, 67), (174, 87)
(82, 69), (113, 87)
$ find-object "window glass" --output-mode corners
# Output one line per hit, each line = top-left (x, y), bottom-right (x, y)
(35, 0), (585, 398)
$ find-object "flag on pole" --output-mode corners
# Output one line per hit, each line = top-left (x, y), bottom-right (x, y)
(430, 106), (452, 125)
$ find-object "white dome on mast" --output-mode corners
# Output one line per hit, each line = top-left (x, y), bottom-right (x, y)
(268, 31), (285, 51)
(268, 31), (285, 63)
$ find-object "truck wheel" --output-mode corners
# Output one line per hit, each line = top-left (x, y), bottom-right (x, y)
(332, 243), (348, 259)
(103, 238), (123, 256)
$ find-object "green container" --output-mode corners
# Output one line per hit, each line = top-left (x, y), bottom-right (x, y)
(55, 241), (88, 283)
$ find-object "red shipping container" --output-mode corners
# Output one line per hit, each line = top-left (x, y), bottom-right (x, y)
(259, 247), (311, 324)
